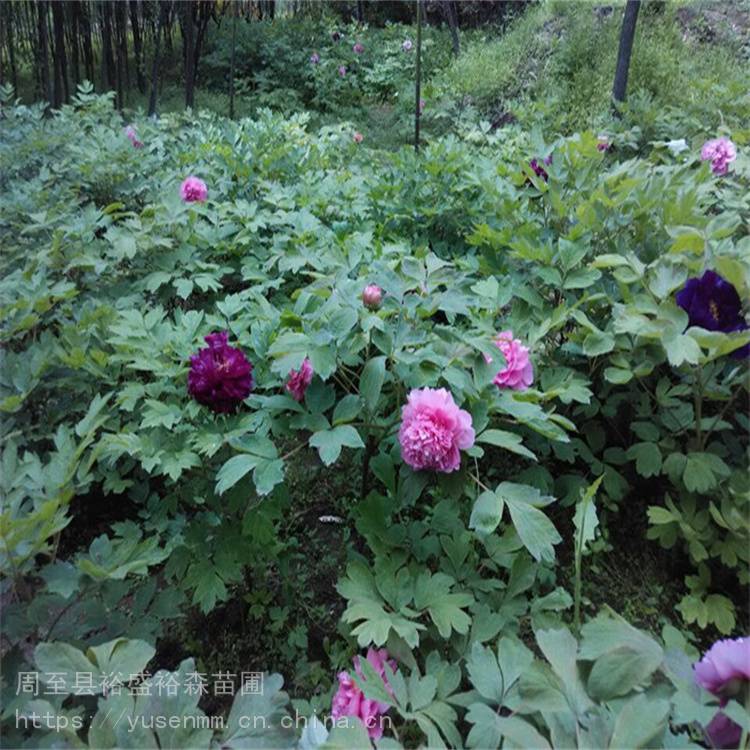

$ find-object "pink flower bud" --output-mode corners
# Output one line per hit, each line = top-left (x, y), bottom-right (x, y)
(362, 284), (383, 309)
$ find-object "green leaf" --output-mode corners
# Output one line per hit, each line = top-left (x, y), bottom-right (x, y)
(476, 429), (536, 460)
(627, 442), (663, 478)
(683, 452), (730, 493)
(216, 454), (260, 495)
(582, 330), (615, 356)
(310, 425), (364, 466)
(609, 694), (670, 749)
(469, 490), (504, 537)
(360, 356), (387, 412)
(466, 642), (503, 703)
(499, 483), (561, 563)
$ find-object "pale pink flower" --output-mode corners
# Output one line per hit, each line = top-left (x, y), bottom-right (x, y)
(399, 388), (475, 473)
(331, 648), (396, 740)
(124, 124), (143, 148)
(491, 331), (534, 391)
(285, 358), (313, 402)
(419, 99), (426, 114)
(701, 137), (737, 176)
(310, 51), (320, 64)
(402, 39), (413, 52)
(694, 638), (750, 749)
(180, 176), (208, 203)
(353, 42), (364, 54)
(338, 65), (347, 77)
(362, 284), (382, 309)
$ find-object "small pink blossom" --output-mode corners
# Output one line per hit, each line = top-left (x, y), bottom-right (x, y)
(338, 65), (347, 77)
(701, 137), (737, 176)
(285, 358), (313, 402)
(180, 176), (208, 203)
(399, 387), (475, 473)
(362, 284), (382, 309)
(419, 98), (426, 115)
(402, 39), (413, 52)
(597, 134), (610, 152)
(491, 331), (534, 391)
(331, 648), (396, 740)
(124, 124), (143, 148)
(353, 42), (364, 54)
(353, 131), (364, 144)
(310, 51), (320, 64)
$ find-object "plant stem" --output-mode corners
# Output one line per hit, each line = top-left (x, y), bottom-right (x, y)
(694, 366), (703, 449)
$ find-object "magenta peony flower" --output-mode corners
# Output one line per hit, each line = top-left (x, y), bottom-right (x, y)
(353, 131), (364, 144)
(180, 176), (208, 203)
(694, 637), (750, 749)
(701, 137), (737, 176)
(331, 648), (396, 740)
(597, 134), (610, 152)
(310, 51), (320, 64)
(338, 65), (347, 77)
(124, 124), (143, 148)
(331, 30), (342, 42)
(285, 357), (313, 402)
(491, 331), (534, 391)
(402, 39), (413, 52)
(529, 154), (552, 181)
(362, 284), (383, 309)
(399, 388), (475, 473)
(188, 331), (254, 413)
(353, 42), (364, 54)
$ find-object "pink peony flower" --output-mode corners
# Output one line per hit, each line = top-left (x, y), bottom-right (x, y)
(419, 99), (426, 114)
(310, 51), (320, 64)
(490, 331), (534, 391)
(399, 388), (475, 473)
(331, 648), (396, 740)
(353, 42), (364, 54)
(701, 137), (737, 176)
(597, 134), (610, 152)
(402, 39), (413, 52)
(338, 65), (347, 77)
(285, 357), (313, 402)
(124, 124), (143, 148)
(180, 176), (208, 203)
(362, 284), (383, 309)
(188, 331), (254, 413)
(694, 637), (750, 749)
(353, 131), (364, 144)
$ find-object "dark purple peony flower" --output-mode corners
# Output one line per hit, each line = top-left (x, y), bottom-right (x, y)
(675, 270), (749, 358)
(188, 331), (254, 413)
(331, 30), (341, 42)
(529, 154), (553, 182)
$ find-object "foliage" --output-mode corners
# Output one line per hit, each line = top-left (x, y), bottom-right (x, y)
(0, 75), (748, 748)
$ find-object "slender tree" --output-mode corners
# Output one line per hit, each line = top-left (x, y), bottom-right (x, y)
(149, 0), (168, 116)
(443, 0), (459, 56)
(612, 0), (641, 108)
(182, 1), (195, 108)
(50, 0), (69, 106)
(36, 0), (52, 104)
(414, 0), (422, 152)
(80, 2), (95, 83)
(99, 1), (116, 92)
(114, 0), (128, 108)
(229, 1), (237, 119)
(130, 0), (147, 93)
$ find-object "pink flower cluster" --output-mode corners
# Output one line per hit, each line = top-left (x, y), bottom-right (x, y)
(701, 137), (737, 176)
(399, 387), (475, 473)
(286, 358), (313, 402)
(180, 175), (208, 203)
(353, 42), (364, 54)
(124, 124), (143, 148)
(331, 648), (396, 740)
(694, 637), (750, 749)
(490, 331), (534, 391)
(353, 131), (364, 144)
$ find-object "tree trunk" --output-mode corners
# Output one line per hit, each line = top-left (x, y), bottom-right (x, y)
(99, 1), (116, 92)
(414, 0), (421, 152)
(50, 0), (68, 106)
(130, 0), (147, 93)
(80, 2), (95, 83)
(229, 2), (237, 118)
(182, 2), (195, 108)
(36, 0), (52, 104)
(444, 0), (459, 56)
(68, 1), (81, 87)
(148, 0), (167, 116)
(114, 0), (128, 108)
(612, 0), (640, 107)
(4, 3), (19, 91)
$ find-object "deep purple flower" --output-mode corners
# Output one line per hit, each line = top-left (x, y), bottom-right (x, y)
(188, 331), (254, 413)
(676, 270), (749, 358)
(331, 31), (341, 42)
(529, 154), (552, 181)
(694, 637), (750, 749)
